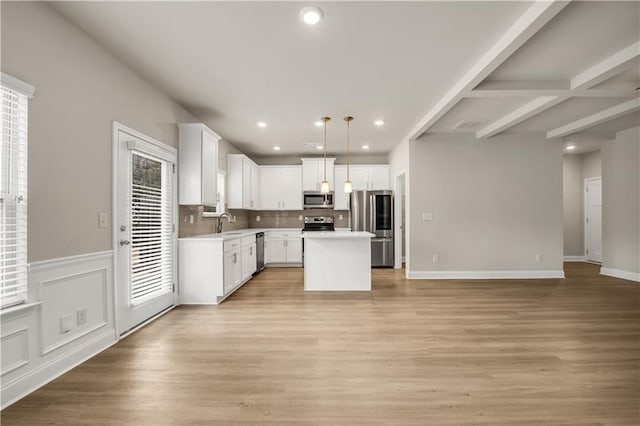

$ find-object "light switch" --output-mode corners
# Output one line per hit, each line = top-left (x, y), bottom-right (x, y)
(77, 308), (87, 325)
(338, 214), (343, 220)
(298, 215), (303, 221)
(256, 216), (261, 222)
(60, 314), (73, 333)
(98, 213), (108, 228)
(422, 212), (433, 221)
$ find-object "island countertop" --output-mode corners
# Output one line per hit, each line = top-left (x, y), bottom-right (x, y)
(302, 231), (374, 239)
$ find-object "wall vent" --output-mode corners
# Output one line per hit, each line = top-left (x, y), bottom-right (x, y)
(452, 120), (485, 129)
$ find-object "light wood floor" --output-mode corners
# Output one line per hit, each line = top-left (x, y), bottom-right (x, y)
(2, 263), (639, 425)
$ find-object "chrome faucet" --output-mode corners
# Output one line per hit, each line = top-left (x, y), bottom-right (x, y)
(216, 212), (233, 234)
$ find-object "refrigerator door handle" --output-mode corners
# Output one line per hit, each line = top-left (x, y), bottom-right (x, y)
(369, 193), (376, 233)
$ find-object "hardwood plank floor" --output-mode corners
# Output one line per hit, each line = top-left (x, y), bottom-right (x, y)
(2, 263), (639, 425)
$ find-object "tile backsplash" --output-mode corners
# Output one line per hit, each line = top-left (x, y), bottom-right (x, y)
(179, 207), (349, 237)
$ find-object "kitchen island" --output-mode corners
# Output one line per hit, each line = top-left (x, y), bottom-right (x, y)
(302, 231), (374, 291)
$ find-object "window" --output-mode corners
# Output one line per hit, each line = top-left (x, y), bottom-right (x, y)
(1, 74), (34, 309)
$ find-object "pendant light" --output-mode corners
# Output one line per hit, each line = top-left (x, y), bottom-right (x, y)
(320, 116), (331, 193)
(344, 116), (353, 193)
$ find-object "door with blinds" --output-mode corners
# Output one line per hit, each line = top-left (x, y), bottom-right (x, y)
(116, 124), (176, 335)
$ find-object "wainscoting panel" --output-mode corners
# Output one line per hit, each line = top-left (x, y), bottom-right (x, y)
(1, 251), (117, 409)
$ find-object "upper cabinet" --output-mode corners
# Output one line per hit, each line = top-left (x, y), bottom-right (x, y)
(178, 123), (221, 207)
(302, 158), (335, 192)
(349, 165), (390, 191)
(227, 154), (261, 210)
(260, 166), (302, 210)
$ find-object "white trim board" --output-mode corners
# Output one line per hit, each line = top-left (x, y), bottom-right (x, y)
(600, 267), (640, 283)
(563, 256), (586, 262)
(407, 270), (565, 279)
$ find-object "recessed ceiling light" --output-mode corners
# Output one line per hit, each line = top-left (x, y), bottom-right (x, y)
(374, 120), (384, 126)
(316, 145), (323, 150)
(257, 122), (267, 128)
(362, 145), (370, 150)
(565, 145), (576, 151)
(273, 146), (281, 151)
(314, 121), (323, 127)
(300, 6), (323, 25)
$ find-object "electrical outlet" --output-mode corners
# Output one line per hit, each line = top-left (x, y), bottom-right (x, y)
(298, 215), (303, 221)
(60, 315), (73, 333)
(536, 254), (542, 262)
(98, 213), (108, 228)
(338, 214), (343, 220)
(256, 215), (261, 222)
(77, 308), (87, 325)
(189, 214), (194, 224)
(432, 254), (439, 263)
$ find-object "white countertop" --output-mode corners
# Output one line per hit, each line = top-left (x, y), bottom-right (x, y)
(302, 231), (374, 239)
(179, 227), (352, 241)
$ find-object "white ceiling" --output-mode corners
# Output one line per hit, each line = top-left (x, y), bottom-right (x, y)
(50, 1), (639, 157)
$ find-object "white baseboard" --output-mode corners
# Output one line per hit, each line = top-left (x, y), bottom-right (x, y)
(563, 256), (586, 262)
(1, 329), (116, 409)
(600, 267), (640, 283)
(407, 270), (565, 279)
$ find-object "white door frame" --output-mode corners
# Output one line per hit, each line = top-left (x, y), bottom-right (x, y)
(394, 170), (407, 270)
(112, 121), (178, 337)
(584, 176), (602, 263)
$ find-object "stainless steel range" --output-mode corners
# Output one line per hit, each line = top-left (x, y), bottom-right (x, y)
(303, 216), (335, 232)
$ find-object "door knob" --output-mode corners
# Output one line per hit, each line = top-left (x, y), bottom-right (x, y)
(119, 240), (130, 246)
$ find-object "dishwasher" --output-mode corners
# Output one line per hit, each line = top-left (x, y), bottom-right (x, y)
(255, 232), (265, 273)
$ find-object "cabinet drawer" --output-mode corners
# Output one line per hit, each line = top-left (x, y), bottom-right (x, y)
(241, 235), (256, 246)
(223, 239), (241, 252)
(268, 230), (302, 239)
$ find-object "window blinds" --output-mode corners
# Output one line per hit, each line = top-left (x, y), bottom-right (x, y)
(129, 152), (173, 306)
(1, 84), (28, 308)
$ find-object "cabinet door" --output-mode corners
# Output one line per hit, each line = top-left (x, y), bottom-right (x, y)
(285, 238), (303, 263)
(280, 166), (302, 210)
(268, 239), (287, 263)
(333, 165), (349, 210)
(251, 162), (260, 210)
(242, 157), (252, 209)
(260, 167), (281, 210)
(350, 166), (370, 191)
(224, 250), (240, 293)
(242, 243), (256, 280)
(201, 131), (218, 205)
(369, 165), (390, 190)
(302, 160), (320, 191)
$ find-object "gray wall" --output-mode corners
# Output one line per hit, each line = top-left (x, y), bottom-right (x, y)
(409, 134), (563, 272)
(1, 2), (201, 261)
(563, 155), (584, 256)
(602, 126), (639, 275)
(582, 150), (602, 179)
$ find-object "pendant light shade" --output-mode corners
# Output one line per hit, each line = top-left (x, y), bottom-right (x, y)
(344, 116), (354, 194)
(320, 116), (330, 193)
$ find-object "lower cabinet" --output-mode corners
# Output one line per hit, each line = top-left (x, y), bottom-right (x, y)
(242, 243), (257, 280)
(223, 248), (241, 293)
(265, 230), (302, 265)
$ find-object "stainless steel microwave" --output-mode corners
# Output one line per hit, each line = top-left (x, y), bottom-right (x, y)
(303, 191), (334, 209)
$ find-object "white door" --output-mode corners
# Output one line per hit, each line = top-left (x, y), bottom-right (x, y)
(116, 124), (176, 335)
(585, 178), (602, 263)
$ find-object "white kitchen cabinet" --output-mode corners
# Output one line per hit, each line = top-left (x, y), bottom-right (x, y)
(265, 230), (302, 265)
(260, 166), (302, 210)
(334, 165), (350, 210)
(223, 248), (241, 293)
(241, 235), (257, 281)
(228, 154), (261, 210)
(178, 123), (221, 207)
(302, 158), (335, 192)
(349, 165), (390, 191)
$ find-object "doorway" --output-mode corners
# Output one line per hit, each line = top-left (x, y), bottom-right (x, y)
(113, 122), (177, 336)
(584, 177), (602, 263)
(394, 171), (406, 269)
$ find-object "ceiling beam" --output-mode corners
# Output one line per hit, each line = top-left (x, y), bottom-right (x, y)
(406, 0), (570, 141)
(571, 40), (640, 90)
(476, 96), (568, 139)
(467, 88), (638, 98)
(547, 97), (640, 139)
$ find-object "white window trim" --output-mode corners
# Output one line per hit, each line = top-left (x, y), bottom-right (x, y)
(1, 73), (34, 309)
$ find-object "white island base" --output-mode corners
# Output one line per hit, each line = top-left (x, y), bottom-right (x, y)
(302, 231), (374, 291)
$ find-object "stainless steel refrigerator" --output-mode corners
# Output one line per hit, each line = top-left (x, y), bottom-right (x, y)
(350, 190), (394, 267)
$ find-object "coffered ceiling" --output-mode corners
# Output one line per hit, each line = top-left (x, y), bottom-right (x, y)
(50, 1), (639, 156)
